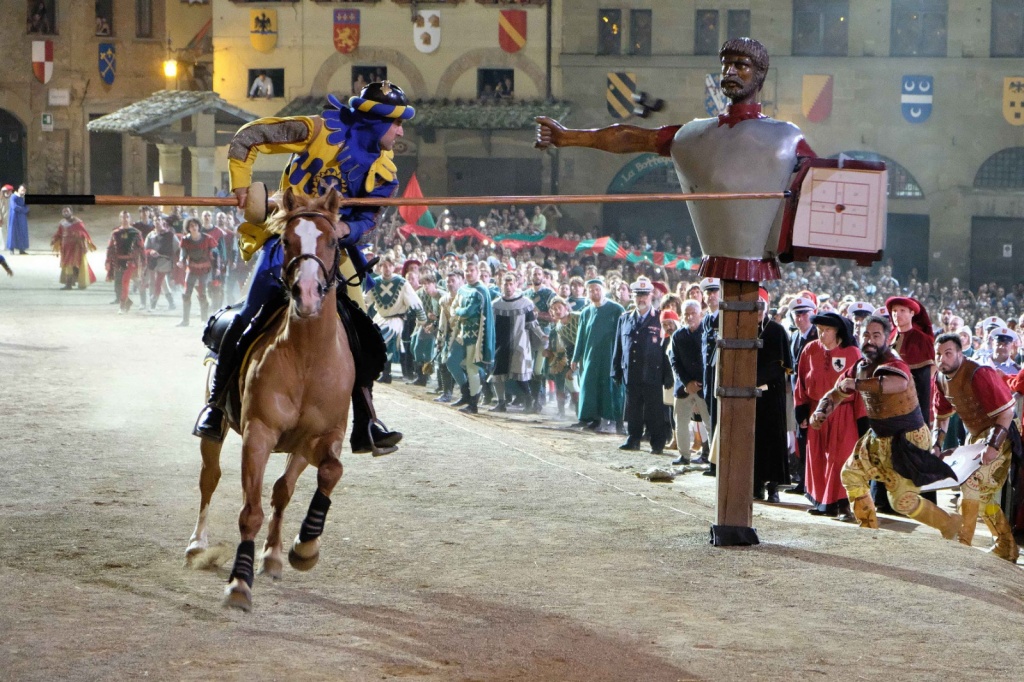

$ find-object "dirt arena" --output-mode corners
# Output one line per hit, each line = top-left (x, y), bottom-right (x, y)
(1, 208), (1023, 681)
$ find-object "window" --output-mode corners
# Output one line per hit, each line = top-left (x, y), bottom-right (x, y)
(136, 0), (152, 38)
(992, 1), (1024, 57)
(694, 10), (719, 55)
(629, 9), (652, 56)
(891, 0), (947, 57)
(27, 0), (56, 35)
(351, 65), (388, 95)
(598, 9), (622, 55)
(974, 148), (1024, 189)
(478, 68), (514, 101)
(96, 0), (113, 36)
(246, 68), (284, 99)
(792, 0), (848, 56)
(727, 10), (750, 40)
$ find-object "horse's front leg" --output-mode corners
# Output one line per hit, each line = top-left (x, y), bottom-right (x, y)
(185, 436), (224, 565)
(224, 420), (275, 612)
(261, 452), (308, 580)
(289, 432), (345, 572)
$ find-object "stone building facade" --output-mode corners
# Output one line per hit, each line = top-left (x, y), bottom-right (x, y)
(0, 1), (212, 196)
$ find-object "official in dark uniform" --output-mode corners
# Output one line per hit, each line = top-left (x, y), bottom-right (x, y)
(699, 277), (722, 471)
(612, 276), (673, 454)
(787, 294), (817, 494)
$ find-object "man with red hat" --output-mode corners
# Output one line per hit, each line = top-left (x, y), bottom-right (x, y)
(886, 295), (937, 508)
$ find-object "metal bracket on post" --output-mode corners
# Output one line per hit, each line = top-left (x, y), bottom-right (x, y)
(716, 386), (762, 398)
(715, 338), (763, 350)
(718, 300), (766, 312)
(710, 524), (760, 546)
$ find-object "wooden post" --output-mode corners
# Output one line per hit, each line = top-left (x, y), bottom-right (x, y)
(711, 280), (761, 546)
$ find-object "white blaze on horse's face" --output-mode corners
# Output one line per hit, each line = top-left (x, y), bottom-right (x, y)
(293, 218), (326, 318)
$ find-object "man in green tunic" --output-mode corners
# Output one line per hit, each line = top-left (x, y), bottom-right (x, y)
(571, 277), (625, 431)
(447, 261), (496, 414)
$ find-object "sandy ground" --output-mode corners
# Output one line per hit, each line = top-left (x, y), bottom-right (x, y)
(2, 209), (1024, 681)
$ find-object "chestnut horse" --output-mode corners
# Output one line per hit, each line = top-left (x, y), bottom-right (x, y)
(186, 188), (355, 611)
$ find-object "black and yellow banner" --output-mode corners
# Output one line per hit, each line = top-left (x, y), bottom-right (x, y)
(607, 72), (636, 119)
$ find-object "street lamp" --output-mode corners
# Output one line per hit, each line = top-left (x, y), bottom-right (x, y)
(163, 37), (178, 84)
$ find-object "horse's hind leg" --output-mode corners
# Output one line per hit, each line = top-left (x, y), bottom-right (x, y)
(289, 435), (345, 571)
(261, 453), (308, 580)
(185, 436), (224, 565)
(224, 422), (274, 612)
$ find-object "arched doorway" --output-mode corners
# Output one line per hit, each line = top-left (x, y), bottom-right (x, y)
(604, 154), (699, 256)
(0, 109), (27, 186)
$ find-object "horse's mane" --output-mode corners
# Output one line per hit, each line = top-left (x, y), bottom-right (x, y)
(265, 190), (340, 236)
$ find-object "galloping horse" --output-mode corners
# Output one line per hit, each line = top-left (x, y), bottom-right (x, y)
(185, 188), (355, 611)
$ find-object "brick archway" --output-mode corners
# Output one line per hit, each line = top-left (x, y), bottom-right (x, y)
(436, 49), (545, 98)
(310, 48), (427, 98)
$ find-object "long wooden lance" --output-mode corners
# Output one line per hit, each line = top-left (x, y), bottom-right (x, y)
(25, 190), (789, 208)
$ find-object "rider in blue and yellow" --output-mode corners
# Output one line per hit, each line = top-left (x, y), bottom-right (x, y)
(193, 82), (415, 454)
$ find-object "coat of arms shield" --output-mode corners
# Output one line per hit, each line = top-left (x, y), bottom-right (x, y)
(32, 40), (53, 84)
(99, 43), (116, 85)
(901, 75), (932, 123)
(333, 9), (359, 54)
(414, 11), (440, 54)
(1003, 77), (1024, 126)
(499, 9), (527, 54)
(250, 9), (277, 54)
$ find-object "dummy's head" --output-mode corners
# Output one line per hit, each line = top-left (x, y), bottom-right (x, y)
(719, 37), (769, 100)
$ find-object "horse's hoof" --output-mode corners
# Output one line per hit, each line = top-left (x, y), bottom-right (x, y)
(260, 555), (284, 581)
(288, 537), (320, 572)
(184, 541), (206, 566)
(223, 579), (252, 612)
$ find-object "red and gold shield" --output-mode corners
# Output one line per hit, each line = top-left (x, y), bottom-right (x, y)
(498, 9), (527, 54)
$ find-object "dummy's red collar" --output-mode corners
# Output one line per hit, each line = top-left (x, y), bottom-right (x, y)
(718, 102), (765, 128)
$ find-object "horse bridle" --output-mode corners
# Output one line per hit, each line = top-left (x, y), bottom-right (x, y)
(280, 211), (343, 294)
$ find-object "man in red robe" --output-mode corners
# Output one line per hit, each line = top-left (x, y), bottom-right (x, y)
(50, 206), (96, 290)
(794, 311), (865, 520)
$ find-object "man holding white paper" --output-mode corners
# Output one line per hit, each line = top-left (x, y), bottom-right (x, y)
(933, 333), (1020, 562)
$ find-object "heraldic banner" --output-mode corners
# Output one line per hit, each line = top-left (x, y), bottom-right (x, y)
(250, 9), (277, 54)
(99, 43), (116, 85)
(1003, 77), (1024, 126)
(32, 40), (53, 85)
(334, 8), (359, 54)
(414, 10), (440, 54)
(498, 9), (527, 54)
(801, 74), (832, 123)
(607, 72), (636, 120)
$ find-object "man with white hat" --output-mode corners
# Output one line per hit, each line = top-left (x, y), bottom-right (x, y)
(847, 301), (874, 337)
(985, 326), (1020, 375)
(698, 277), (721, 470)
(612, 276), (672, 454)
